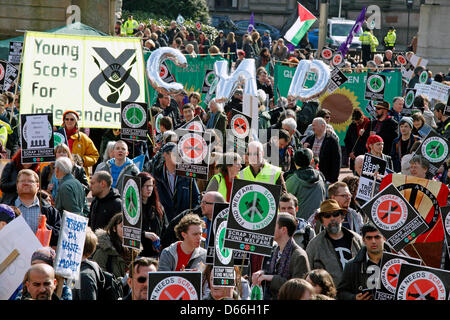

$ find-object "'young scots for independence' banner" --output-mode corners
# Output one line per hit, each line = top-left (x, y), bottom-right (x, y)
(20, 32), (146, 129)
(273, 63), (402, 145)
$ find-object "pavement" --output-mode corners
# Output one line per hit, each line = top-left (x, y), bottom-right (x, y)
(339, 167), (354, 181)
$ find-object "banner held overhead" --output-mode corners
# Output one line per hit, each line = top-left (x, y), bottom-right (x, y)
(20, 32), (146, 129)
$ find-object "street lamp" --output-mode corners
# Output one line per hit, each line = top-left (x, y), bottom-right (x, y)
(406, 0), (413, 45)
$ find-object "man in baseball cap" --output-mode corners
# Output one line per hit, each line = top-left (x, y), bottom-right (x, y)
(362, 100), (398, 155)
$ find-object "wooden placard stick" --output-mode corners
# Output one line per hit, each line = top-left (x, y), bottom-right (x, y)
(0, 249), (20, 275)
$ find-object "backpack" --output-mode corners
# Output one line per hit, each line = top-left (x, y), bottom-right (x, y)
(83, 260), (123, 300)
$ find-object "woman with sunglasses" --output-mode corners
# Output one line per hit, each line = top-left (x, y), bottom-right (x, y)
(92, 213), (139, 279)
(138, 172), (168, 258)
(56, 110), (99, 179)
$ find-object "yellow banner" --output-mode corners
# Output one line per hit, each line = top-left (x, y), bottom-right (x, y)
(20, 32), (146, 128)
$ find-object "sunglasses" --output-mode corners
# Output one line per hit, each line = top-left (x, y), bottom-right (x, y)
(136, 276), (148, 284)
(65, 118), (76, 121)
(321, 211), (342, 219)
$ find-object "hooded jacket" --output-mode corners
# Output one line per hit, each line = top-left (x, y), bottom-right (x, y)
(157, 241), (206, 271)
(91, 229), (128, 278)
(88, 187), (122, 232)
(285, 166), (327, 221)
(95, 157), (139, 194)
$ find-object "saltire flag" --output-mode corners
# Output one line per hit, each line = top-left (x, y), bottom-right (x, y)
(248, 12), (255, 33)
(338, 6), (367, 56)
(283, 2), (317, 46)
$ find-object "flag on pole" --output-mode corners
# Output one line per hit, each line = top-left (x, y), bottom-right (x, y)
(247, 12), (255, 33)
(176, 14), (185, 25)
(283, 2), (317, 46)
(338, 6), (367, 56)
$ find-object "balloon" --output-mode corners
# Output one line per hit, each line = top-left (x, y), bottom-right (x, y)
(213, 58), (257, 103)
(288, 59), (330, 102)
(146, 47), (187, 96)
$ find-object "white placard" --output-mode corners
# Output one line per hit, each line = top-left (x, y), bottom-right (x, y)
(429, 81), (450, 103)
(0, 216), (42, 300)
(54, 211), (88, 280)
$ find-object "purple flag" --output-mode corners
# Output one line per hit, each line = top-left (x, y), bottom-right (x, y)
(338, 7), (367, 56)
(247, 12), (255, 33)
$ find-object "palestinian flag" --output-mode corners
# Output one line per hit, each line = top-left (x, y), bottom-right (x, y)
(284, 2), (317, 46)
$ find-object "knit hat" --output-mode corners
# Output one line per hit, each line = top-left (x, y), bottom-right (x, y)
(0, 204), (15, 223)
(399, 116), (413, 129)
(62, 110), (80, 126)
(31, 247), (56, 266)
(366, 134), (383, 151)
(294, 148), (312, 168)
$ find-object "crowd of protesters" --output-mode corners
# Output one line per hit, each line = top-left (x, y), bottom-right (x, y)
(1, 14), (450, 301)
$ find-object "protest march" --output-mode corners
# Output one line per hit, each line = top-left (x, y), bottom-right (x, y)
(1, 0), (450, 309)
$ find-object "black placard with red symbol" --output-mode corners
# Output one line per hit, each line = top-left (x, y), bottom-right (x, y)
(148, 271), (202, 300)
(375, 252), (422, 300)
(180, 115), (206, 132)
(331, 52), (344, 67)
(360, 184), (429, 252)
(396, 54), (407, 66)
(226, 108), (252, 155)
(175, 128), (211, 180)
(320, 47), (333, 60)
(160, 61), (175, 83)
(395, 263), (450, 300)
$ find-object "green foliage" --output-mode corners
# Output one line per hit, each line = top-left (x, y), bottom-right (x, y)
(121, 9), (218, 41)
(122, 0), (210, 24)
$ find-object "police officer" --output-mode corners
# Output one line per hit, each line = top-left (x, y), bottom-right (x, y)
(384, 26), (396, 51)
(123, 15), (138, 36)
(236, 140), (286, 192)
(359, 25), (373, 65)
(236, 140), (287, 279)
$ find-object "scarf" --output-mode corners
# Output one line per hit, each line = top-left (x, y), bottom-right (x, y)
(357, 117), (370, 137)
(206, 112), (217, 129)
(268, 238), (295, 280)
(64, 127), (78, 151)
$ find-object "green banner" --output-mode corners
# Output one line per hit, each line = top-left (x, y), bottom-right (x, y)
(143, 52), (226, 108)
(273, 63), (402, 145)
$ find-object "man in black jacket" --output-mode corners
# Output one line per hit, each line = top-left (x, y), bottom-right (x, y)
(304, 117), (341, 183)
(337, 224), (385, 300)
(361, 101), (398, 155)
(88, 171), (122, 231)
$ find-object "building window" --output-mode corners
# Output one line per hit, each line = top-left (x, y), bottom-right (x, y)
(215, 0), (235, 9)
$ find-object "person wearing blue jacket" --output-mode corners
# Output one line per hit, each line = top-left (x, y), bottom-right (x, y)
(95, 140), (140, 195)
(153, 142), (200, 222)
